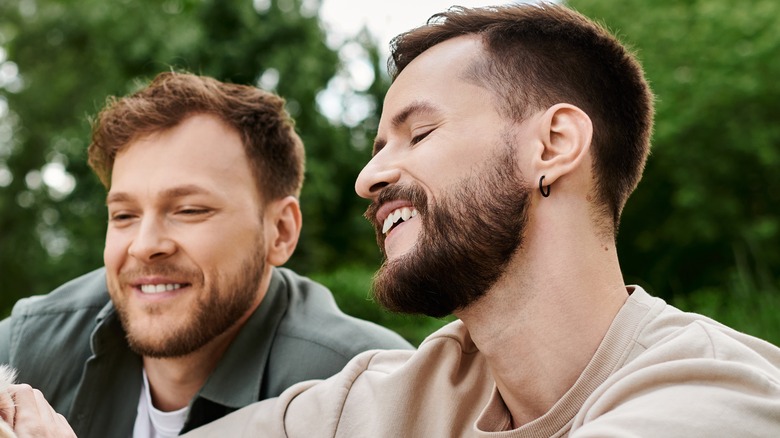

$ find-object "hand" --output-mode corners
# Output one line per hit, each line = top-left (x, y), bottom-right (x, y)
(0, 385), (13, 427)
(5, 385), (76, 438)
(0, 367), (15, 438)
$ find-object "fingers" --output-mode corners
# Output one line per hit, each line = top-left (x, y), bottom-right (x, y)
(7, 384), (76, 438)
(0, 389), (14, 427)
(0, 420), (16, 438)
(54, 413), (73, 437)
(0, 366), (16, 431)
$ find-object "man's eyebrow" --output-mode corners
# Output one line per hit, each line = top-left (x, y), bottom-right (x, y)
(105, 191), (131, 205)
(372, 101), (442, 156)
(106, 185), (211, 205)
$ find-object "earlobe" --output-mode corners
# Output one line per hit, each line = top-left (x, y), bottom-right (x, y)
(266, 196), (302, 266)
(535, 104), (593, 186)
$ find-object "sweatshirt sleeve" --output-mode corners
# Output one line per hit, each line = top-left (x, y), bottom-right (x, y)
(571, 323), (780, 437)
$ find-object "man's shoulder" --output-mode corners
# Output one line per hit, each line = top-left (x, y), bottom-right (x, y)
(273, 267), (414, 355)
(629, 287), (780, 367)
(251, 268), (415, 397)
(257, 321), (491, 437)
(574, 290), (780, 436)
(11, 268), (110, 318)
(357, 319), (480, 375)
(0, 268), (111, 412)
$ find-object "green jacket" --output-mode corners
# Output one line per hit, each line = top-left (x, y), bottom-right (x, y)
(0, 267), (413, 437)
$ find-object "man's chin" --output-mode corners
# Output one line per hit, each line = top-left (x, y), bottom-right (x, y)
(126, 330), (194, 359)
(372, 263), (452, 318)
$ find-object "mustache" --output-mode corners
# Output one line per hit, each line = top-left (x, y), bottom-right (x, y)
(118, 264), (203, 285)
(363, 184), (429, 227)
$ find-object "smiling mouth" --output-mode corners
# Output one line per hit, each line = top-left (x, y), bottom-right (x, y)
(139, 283), (187, 294)
(382, 207), (419, 235)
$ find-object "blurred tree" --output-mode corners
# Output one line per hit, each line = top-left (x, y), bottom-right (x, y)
(0, 0), (384, 314)
(3, 0), (777, 344)
(568, 0), (780, 305)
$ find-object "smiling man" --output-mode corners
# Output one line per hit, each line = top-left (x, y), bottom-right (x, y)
(0, 72), (411, 437)
(5, 3), (780, 437)
(180, 3), (779, 436)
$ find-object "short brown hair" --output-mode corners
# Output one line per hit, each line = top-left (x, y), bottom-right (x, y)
(88, 71), (305, 200)
(389, 2), (654, 228)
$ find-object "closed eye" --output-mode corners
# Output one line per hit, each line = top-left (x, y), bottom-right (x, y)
(177, 208), (211, 216)
(411, 129), (433, 146)
(108, 211), (138, 226)
(110, 213), (135, 222)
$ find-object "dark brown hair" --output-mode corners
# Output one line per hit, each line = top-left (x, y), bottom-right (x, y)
(88, 71), (305, 200)
(389, 2), (654, 228)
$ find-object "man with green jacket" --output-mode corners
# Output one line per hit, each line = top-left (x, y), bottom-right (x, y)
(0, 72), (412, 438)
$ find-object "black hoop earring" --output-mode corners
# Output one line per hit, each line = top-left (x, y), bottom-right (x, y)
(539, 175), (551, 197)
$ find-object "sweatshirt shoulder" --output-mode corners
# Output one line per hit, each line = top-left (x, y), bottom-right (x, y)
(628, 288), (780, 374)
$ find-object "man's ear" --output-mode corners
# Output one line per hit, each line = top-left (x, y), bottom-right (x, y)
(533, 103), (593, 186)
(265, 196), (302, 266)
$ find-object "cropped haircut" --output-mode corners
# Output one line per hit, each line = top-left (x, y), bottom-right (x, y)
(88, 71), (305, 201)
(388, 2), (654, 228)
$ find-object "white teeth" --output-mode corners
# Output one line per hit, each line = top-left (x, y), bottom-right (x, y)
(382, 207), (419, 235)
(140, 284), (183, 294)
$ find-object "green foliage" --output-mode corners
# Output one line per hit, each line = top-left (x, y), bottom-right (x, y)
(1, 0), (778, 346)
(0, 0), (381, 316)
(310, 265), (454, 346)
(568, 0), (780, 299)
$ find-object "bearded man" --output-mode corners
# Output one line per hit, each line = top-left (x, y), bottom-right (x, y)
(0, 71), (411, 438)
(6, 3), (780, 437)
(182, 3), (779, 436)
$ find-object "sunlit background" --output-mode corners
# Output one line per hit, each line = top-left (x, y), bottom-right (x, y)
(1, 0), (778, 345)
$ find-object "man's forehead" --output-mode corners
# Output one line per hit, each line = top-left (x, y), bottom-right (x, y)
(394, 35), (483, 78)
(383, 36), (486, 108)
(107, 114), (257, 203)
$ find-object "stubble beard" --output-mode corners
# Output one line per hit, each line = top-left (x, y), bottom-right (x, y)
(109, 245), (265, 359)
(369, 143), (530, 318)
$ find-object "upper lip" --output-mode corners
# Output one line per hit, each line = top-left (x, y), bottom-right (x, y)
(375, 199), (416, 225)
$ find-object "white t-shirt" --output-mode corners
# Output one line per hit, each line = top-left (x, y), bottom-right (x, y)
(133, 369), (189, 438)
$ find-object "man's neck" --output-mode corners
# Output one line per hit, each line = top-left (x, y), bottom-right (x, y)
(140, 267), (273, 412)
(142, 348), (222, 412)
(142, 294), (264, 412)
(456, 217), (628, 427)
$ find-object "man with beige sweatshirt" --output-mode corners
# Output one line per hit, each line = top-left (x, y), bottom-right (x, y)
(5, 2), (780, 437)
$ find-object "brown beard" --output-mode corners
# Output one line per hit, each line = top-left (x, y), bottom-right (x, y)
(109, 241), (265, 359)
(366, 143), (529, 318)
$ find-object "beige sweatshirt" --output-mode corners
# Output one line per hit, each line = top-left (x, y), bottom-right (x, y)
(185, 287), (780, 437)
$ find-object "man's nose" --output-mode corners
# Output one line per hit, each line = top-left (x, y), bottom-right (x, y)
(127, 217), (176, 262)
(355, 154), (402, 200)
